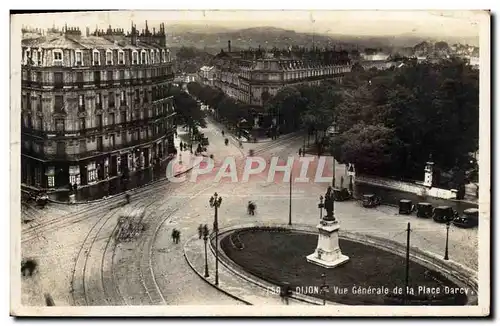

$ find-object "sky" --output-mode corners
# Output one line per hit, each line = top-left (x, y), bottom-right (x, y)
(12, 10), (483, 39)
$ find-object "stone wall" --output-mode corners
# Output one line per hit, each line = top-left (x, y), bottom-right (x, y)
(355, 175), (457, 200)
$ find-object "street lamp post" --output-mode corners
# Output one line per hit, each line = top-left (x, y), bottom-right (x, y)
(444, 221), (450, 260)
(209, 192), (222, 286)
(203, 224), (210, 278)
(321, 273), (327, 305)
(318, 196), (324, 220)
(288, 169), (293, 225)
(303, 133), (306, 157)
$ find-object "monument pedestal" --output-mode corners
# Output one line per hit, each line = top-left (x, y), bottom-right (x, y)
(306, 220), (350, 268)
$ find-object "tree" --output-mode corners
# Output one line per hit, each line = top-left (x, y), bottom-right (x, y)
(335, 123), (397, 176)
(332, 57), (479, 182)
(173, 91), (206, 134)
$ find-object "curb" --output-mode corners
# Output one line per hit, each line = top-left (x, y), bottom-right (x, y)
(182, 235), (252, 306)
(198, 222), (478, 306)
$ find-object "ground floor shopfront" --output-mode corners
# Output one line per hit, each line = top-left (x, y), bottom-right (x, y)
(21, 134), (176, 202)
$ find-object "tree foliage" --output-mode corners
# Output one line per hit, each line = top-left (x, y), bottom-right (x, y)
(333, 57), (479, 183)
(171, 86), (206, 130)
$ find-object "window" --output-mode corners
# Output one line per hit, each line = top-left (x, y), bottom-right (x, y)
(95, 115), (102, 128)
(79, 117), (86, 130)
(93, 71), (101, 86)
(37, 95), (42, 111)
(135, 89), (140, 103)
(96, 93), (102, 109)
(76, 72), (84, 88)
(55, 118), (65, 131)
(106, 50), (113, 65)
(78, 95), (85, 110)
(75, 51), (82, 66)
(53, 50), (63, 65)
(120, 91), (126, 105)
(69, 174), (80, 186)
(107, 91), (114, 108)
(93, 50), (100, 66)
(47, 176), (55, 187)
(37, 50), (42, 66)
(54, 72), (63, 89)
(132, 51), (138, 64)
(88, 162), (97, 183)
(36, 71), (42, 83)
(54, 95), (64, 113)
(118, 51), (124, 64)
(150, 50), (155, 64)
(120, 111), (127, 124)
(37, 117), (43, 130)
(162, 50), (166, 63)
(107, 70), (113, 82)
(141, 51), (146, 64)
(109, 112), (115, 125)
(119, 70), (125, 80)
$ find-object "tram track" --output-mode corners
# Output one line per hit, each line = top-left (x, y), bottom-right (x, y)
(22, 179), (174, 243)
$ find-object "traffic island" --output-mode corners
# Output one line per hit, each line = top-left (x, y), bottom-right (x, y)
(185, 223), (477, 306)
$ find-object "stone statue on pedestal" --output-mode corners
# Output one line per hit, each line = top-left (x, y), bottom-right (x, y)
(323, 186), (335, 222)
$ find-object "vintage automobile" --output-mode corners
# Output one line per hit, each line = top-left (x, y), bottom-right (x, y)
(361, 194), (381, 208)
(398, 199), (414, 215)
(453, 208), (479, 228)
(333, 187), (352, 201)
(432, 206), (457, 223)
(416, 202), (433, 218)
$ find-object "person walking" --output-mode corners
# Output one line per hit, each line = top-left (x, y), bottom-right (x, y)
(298, 148), (302, 157)
(171, 229), (177, 243)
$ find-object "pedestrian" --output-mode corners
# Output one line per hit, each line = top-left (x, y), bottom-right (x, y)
(176, 230), (181, 244)
(198, 224), (203, 239)
(171, 229), (177, 243)
(298, 148), (302, 157)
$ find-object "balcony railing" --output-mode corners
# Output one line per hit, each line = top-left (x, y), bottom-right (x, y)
(22, 74), (175, 90)
(41, 132), (174, 161)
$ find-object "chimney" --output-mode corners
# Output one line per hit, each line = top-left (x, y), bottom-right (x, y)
(228, 40), (231, 53)
(131, 24), (137, 46)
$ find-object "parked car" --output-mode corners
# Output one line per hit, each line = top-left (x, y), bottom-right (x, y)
(361, 194), (381, 208)
(416, 202), (433, 218)
(333, 188), (352, 201)
(453, 208), (479, 228)
(398, 199), (414, 215)
(432, 206), (457, 223)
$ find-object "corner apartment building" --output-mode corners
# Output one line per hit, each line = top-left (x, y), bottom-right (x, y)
(208, 41), (352, 107)
(20, 23), (175, 192)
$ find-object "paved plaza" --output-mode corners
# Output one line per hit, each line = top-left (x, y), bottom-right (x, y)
(21, 121), (478, 306)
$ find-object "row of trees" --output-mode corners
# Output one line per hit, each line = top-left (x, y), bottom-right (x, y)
(264, 57), (479, 188)
(186, 82), (257, 128)
(166, 85), (206, 134)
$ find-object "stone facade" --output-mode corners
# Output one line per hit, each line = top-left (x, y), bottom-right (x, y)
(20, 22), (176, 192)
(207, 41), (352, 107)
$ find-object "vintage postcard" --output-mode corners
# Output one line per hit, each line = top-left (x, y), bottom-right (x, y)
(10, 10), (490, 317)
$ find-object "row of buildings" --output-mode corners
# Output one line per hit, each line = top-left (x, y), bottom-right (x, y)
(198, 41), (353, 107)
(197, 41), (480, 107)
(20, 23), (176, 195)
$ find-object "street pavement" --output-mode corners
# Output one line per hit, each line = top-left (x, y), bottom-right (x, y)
(20, 120), (478, 306)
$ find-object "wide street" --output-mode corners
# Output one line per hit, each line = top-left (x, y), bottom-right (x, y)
(21, 120), (478, 306)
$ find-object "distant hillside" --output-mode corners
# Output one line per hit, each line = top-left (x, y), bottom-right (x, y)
(165, 26), (479, 52)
